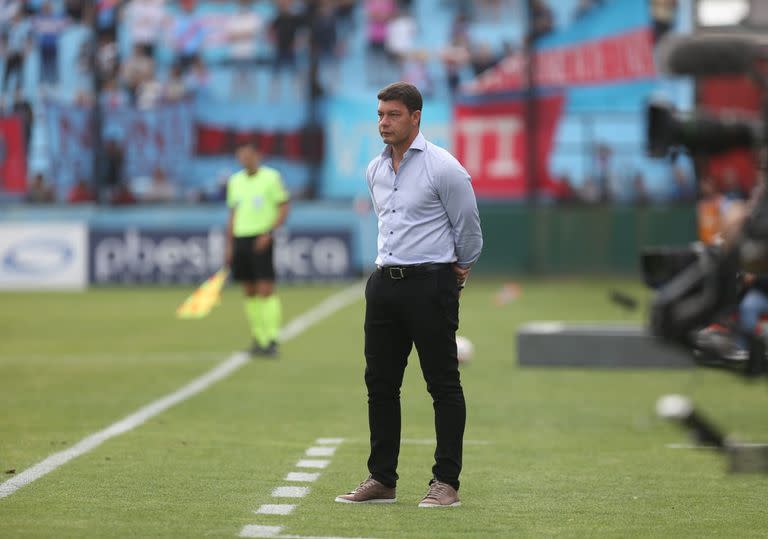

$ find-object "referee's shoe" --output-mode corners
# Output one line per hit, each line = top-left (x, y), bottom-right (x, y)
(250, 340), (279, 358)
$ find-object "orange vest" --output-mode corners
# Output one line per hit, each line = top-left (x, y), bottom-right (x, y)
(697, 196), (723, 245)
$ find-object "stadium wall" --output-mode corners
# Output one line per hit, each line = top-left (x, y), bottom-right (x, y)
(0, 203), (695, 288)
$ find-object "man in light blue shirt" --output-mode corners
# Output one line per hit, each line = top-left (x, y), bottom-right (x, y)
(336, 82), (482, 508)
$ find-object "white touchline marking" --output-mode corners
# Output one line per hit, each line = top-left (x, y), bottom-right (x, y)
(272, 486), (310, 498)
(255, 504), (296, 516)
(295, 459), (329, 469)
(285, 472), (320, 482)
(0, 282), (365, 500)
(240, 525), (284, 538)
(305, 447), (336, 457)
(315, 438), (345, 445)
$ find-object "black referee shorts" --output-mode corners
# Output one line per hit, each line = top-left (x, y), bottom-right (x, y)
(231, 235), (276, 282)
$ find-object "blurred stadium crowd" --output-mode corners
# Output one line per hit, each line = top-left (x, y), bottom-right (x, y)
(0, 0), (708, 206)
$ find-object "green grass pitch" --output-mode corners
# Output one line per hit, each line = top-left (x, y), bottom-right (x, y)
(1, 278), (768, 538)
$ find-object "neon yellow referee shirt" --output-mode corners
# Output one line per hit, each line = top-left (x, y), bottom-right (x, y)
(227, 166), (290, 237)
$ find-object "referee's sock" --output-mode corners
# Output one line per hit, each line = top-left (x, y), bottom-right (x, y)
(245, 297), (268, 347)
(263, 294), (282, 344)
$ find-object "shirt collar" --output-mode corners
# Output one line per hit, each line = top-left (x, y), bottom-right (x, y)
(381, 131), (427, 158)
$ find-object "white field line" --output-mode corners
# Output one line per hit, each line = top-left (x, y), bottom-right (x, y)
(272, 486), (310, 498)
(256, 504), (296, 516)
(305, 447), (336, 457)
(240, 524), (379, 539)
(0, 281), (364, 500)
(295, 460), (329, 469)
(285, 472), (320, 482)
(315, 438), (345, 445)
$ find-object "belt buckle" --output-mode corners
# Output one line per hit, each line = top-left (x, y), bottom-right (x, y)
(389, 267), (405, 279)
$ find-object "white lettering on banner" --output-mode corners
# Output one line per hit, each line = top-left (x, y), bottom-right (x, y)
(457, 116), (523, 179)
(93, 229), (225, 283)
(92, 229), (352, 283)
(487, 118), (522, 177)
(0, 223), (88, 290)
(273, 232), (351, 278)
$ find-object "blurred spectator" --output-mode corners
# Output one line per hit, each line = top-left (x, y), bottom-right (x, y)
(170, 0), (204, 72)
(365, 0), (395, 86)
(309, 0), (339, 93)
(103, 139), (125, 189)
(120, 43), (155, 104)
(269, 0), (306, 100)
(402, 50), (432, 97)
(164, 62), (187, 101)
(227, 0), (262, 98)
(185, 55), (211, 97)
(697, 175), (726, 245)
(142, 167), (177, 202)
(33, 1), (69, 86)
(11, 88), (32, 151)
(441, 14), (471, 97)
(125, 0), (166, 56)
(67, 178), (96, 203)
(25, 173), (55, 203)
(64, 0), (86, 22)
(95, 0), (122, 39)
(670, 163), (695, 203)
(528, 0), (553, 43)
(631, 173), (650, 206)
(579, 177), (601, 204)
(335, 0), (357, 38)
(650, 0), (677, 43)
(592, 143), (614, 203)
(95, 33), (119, 82)
(0, 0), (22, 26)
(469, 43), (498, 76)
(100, 77), (129, 108)
(2, 10), (32, 93)
(111, 181), (138, 205)
(385, 5), (416, 62)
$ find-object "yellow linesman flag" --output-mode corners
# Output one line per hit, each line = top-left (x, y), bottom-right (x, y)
(176, 268), (230, 319)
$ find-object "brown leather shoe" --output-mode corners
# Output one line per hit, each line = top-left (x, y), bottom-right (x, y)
(418, 480), (461, 508)
(334, 475), (396, 504)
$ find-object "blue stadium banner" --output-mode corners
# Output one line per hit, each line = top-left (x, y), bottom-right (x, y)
(44, 100), (195, 197)
(321, 96), (452, 199)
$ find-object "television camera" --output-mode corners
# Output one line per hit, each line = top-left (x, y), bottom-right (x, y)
(644, 32), (768, 472)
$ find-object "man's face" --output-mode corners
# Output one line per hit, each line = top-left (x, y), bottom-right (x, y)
(237, 146), (260, 170)
(378, 100), (420, 147)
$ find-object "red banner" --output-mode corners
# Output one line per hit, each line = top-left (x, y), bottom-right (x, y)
(467, 28), (656, 95)
(0, 116), (27, 193)
(453, 94), (565, 198)
(195, 125), (324, 163)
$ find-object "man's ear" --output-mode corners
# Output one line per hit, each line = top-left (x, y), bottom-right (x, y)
(412, 109), (422, 126)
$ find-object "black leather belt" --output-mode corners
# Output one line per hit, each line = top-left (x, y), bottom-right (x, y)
(377, 263), (451, 280)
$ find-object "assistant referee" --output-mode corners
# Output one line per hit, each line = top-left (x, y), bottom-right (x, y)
(226, 141), (290, 357)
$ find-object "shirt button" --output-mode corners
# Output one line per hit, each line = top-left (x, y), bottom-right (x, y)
(394, 188), (398, 191)
(389, 252), (392, 255)
(392, 209), (395, 213)
(389, 231), (393, 234)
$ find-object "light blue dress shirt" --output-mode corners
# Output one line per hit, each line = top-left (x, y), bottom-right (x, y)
(366, 131), (483, 268)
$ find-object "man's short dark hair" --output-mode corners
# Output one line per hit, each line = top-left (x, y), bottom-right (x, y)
(377, 82), (423, 114)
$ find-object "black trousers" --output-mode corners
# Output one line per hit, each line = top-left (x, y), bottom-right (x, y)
(364, 265), (465, 490)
